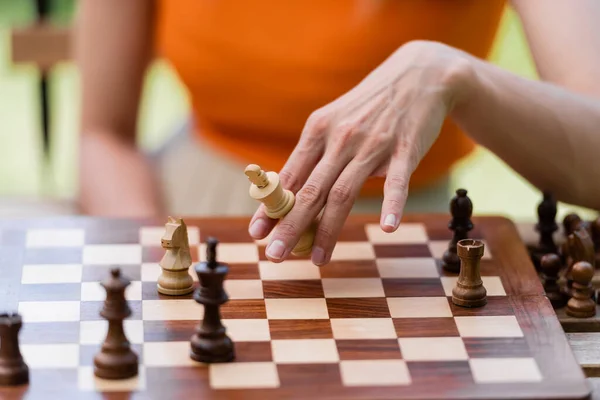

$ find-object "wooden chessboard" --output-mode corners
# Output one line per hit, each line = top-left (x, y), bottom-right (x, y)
(0, 215), (592, 400)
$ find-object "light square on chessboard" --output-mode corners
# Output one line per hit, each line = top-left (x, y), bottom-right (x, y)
(222, 319), (271, 341)
(428, 240), (492, 260)
(365, 223), (428, 244)
(83, 244), (142, 265)
(21, 264), (82, 284)
(80, 281), (142, 301)
(376, 258), (439, 278)
(139, 225), (200, 246)
(454, 316), (524, 338)
(271, 339), (339, 363)
(224, 279), (264, 299)
(78, 366), (146, 391)
(339, 360), (411, 386)
(79, 320), (144, 344)
(330, 318), (396, 339)
(19, 301), (80, 322)
(330, 242), (375, 261)
(210, 362), (280, 389)
(398, 337), (468, 361)
(387, 297), (452, 318)
(322, 278), (384, 298)
(141, 262), (198, 282)
(199, 243), (258, 263)
(469, 358), (543, 383)
(26, 228), (85, 248)
(265, 298), (328, 319)
(142, 299), (200, 321)
(259, 260), (320, 280)
(21, 344), (79, 368)
(144, 342), (198, 367)
(440, 276), (506, 297)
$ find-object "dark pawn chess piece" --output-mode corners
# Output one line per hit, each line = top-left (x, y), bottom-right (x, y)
(442, 189), (473, 273)
(537, 191), (559, 250)
(190, 237), (235, 363)
(452, 239), (487, 308)
(540, 253), (568, 309)
(0, 313), (28, 386)
(566, 261), (596, 318)
(94, 268), (138, 380)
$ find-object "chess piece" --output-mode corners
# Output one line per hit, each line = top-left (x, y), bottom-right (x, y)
(591, 217), (600, 266)
(157, 217), (194, 296)
(452, 239), (487, 308)
(563, 213), (586, 237)
(540, 253), (568, 309)
(566, 261), (596, 318)
(563, 228), (595, 298)
(190, 237), (235, 363)
(94, 268), (138, 380)
(536, 191), (559, 254)
(0, 313), (28, 386)
(442, 189), (473, 273)
(245, 164), (316, 256)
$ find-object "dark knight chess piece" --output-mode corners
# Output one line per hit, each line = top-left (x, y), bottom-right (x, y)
(94, 268), (138, 380)
(0, 313), (29, 386)
(442, 189), (473, 273)
(540, 253), (568, 309)
(190, 237), (235, 363)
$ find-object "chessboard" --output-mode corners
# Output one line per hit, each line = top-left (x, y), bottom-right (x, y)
(0, 214), (592, 400)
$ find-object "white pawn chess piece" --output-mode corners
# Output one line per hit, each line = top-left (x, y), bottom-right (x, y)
(157, 217), (194, 295)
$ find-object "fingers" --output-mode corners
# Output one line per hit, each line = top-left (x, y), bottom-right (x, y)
(265, 154), (349, 263)
(380, 150), (412, 233)
(248, 113), (328, 239)
(310, 160), (373, 265)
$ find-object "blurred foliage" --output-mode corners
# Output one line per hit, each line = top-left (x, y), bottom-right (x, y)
(0, 0), (76, 26)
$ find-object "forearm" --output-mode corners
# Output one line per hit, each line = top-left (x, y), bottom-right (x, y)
(451, 55), (600, 210)
(74, 0), (162, 216)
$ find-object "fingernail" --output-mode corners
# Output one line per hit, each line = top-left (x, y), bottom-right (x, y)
(312, 247), (326, 266)
(249, 218), (268, 238)
(266, 240), (286, 260)
(383, 214), (397, 228)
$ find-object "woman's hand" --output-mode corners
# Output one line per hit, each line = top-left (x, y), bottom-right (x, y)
(248, 40), (475, 266)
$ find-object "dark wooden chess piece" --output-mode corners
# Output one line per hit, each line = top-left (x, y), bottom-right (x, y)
(540, 253), (568, 309)
(442, 188), (473, 273)
(566, 261), (596, 318)
(563, 228), (595, 299)
(0, 313), (28, 386)
(190, 237), (235, 363)
(529, 191), (559, 270)
(591, 217), (600, 266)
(452, 239), (487, 308)
(94, 268), (138, 380)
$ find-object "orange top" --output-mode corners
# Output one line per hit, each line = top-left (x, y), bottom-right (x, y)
(155, 0), (505, 195)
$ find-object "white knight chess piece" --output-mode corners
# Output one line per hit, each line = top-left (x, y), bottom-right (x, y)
(157, 217), (194, 295)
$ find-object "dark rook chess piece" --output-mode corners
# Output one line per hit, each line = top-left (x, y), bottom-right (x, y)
(0, 313), (28, 386)
(190, 237), (235, 363)
(94, 268), (138, 380)
(442, 189), (473, 273)
(452, 239), (487, 308)
(540, 253), (568, 309)
(566, 261), (596, 318)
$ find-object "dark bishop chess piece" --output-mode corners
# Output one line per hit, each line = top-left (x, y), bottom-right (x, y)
(190, 237), (235, 363)
(540, 253), (568, 309)
(442, 189), (473, 273)
(94, 268), (138, 380)
(452, 239), (487, 308)
(0, 313), (28, 386)
(566, 261), (596, 318)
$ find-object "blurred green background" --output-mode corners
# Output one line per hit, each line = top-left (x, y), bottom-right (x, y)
(0, 1), (594, 221)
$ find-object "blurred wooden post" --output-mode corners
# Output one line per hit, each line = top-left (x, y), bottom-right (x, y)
(10, 0), (72, 159)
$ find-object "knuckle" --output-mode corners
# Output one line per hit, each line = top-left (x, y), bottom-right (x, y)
(316, 225), (334, 245)
(305, 110), (330, 134)
(332, 121), (361, 149)
(296, 183), (325, 209)
(274, 220), (299, 241)
(329, 183), (353, 206)
(385, 173), (409, 194)
(278, 170), (299, 191)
